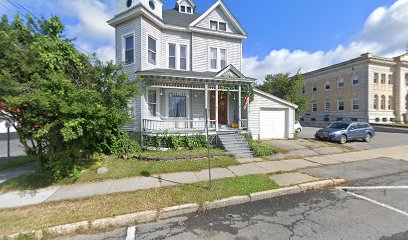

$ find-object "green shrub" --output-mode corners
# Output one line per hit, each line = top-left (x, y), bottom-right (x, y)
(250, 141), (280, 157)
(142, 132), (215, 150)
(37, 150), (83, 181)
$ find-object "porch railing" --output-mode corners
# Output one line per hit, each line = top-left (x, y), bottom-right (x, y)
(240, 119), (248, 130)
(143, 119), (216, 132)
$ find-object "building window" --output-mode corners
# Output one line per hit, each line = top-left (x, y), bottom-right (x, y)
(324, 81), (330, 90)
(324, 99), (330, 111)
(381, 74), (386, 84)
(374, 95), (379, 110)
(169, 92), (187, 118)
(220, 49), (227, 69)
(388, 96), (393, 110)
(380, 95), (386, 110)
(352, 75), (359, 85)
(210, 48), (217, 70)
(148, 36), (156, 65)
(186, 6), (192, 13)
(311, 118), (316, 122)
(338, 78), (345, 88)
(374, 73), (378, 83)
(147, 90), (157, 117)
(210, 20), (218, 30)
(180, 45), (187, 70)
(338, 99), (345, 111)
(180, 5), (186, 12)
(219, 22), (227, 31)
(210, 20), (227, 31)
(124, 35), (134, 64)
(312, 82), (317, 92)
(168, 44), (176, 69)
(337, 117), (344, 121)
(312, 100), (317, 112)
(388, 74), (393, 85)
(352, 98), (359, 110)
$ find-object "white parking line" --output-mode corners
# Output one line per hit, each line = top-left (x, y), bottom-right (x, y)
(126, 226), (136, 240)
(336, 186), (408, 190)
(339, 189), (408, 217)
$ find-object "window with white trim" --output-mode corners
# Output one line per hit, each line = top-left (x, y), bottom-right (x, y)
(338, 98), (345, 111)
(312, 100), (317, 112)
(388, 96), (393, 110)
(169, 92), (187, 118)
(324, 81), (330, 90)
(180, 6), (186, 12)
(338, 78), (344, 88)
(352, 98), (359, 110)
(381, 95), (386, 110)
(324, 99), (330, 111)
(388, 74), (393, 85)
(147, 90), (157, 117)
(374, 73), (378, 83)
(148, 36), (156, 65)
(220, 49), (227, 69)
(210, 47), (217, 70)
(381, 74), (386, 84)
(168, 44), (176, 69)
(374, 95), (379, 110)
(352, 75), (359, 85)
(124, 35), (134, 64)
(186, 6), (192, 13)
(210, 20), (227, 32)
(312, 82), (317, 92)
(180, 45), (187, 70)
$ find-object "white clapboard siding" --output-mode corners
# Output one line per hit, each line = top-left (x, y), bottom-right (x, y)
(192, 32), (242, 72)
(161, 30), (192, 70)
(141, 17), (162, 70)
(115, 18), (142, 71)
(196, 7), (239, 34)
(249, 92), (296, 140)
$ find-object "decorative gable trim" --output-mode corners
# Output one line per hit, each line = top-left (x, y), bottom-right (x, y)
(189, 0), (247, 36)
(216, 65), (246, 79)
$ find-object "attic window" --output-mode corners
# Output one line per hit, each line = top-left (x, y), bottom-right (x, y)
(210, 20), (227, 32)
(180, 5), (192, 14)
(186, 6), (192, 13)
(181, 6), (186, 12)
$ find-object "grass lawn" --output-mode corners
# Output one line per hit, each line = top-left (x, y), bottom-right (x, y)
(0, 174), (279, 236)
(0, 148), (239, 192)
(0, 156), (35, 172)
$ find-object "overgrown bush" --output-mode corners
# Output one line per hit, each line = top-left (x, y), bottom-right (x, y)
(37, 150), (83, 181)
(243, 132), (280, 157)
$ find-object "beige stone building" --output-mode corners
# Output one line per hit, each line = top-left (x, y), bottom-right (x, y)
(302, 53), (408, 126)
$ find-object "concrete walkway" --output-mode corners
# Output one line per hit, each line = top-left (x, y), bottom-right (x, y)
(0, 145), (408, 209)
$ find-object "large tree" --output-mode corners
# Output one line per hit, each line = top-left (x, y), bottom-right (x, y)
(257, 72), (311, 120)
(0, 15), (140, 179)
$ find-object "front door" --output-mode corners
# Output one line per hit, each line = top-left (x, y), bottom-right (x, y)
(218, 92), (228, 125)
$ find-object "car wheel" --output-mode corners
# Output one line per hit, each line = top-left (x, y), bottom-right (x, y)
(364, 133), (372, 142)
(339, 135), (347, 144)
(296, 128), (302, 133)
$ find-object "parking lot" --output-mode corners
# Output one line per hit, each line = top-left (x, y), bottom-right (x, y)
(298, 127), (408, 150)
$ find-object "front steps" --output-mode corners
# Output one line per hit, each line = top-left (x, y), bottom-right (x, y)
(218, 132), (253, 158)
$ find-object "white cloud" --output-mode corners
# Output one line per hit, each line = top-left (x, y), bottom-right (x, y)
(243, 0), (408, 83)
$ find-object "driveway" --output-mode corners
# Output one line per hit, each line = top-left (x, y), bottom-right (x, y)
(0, 139), (25, 162)
(63, 158), (408, 240)
(298, 127), (408, 150)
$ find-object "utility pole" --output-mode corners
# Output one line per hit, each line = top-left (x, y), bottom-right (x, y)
(5, 120), (11, 161)
(205, 109), (212, 190)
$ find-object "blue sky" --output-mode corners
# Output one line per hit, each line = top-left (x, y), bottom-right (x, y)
(1, 0), (407, 81)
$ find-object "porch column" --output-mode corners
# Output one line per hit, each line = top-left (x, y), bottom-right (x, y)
(205, 84), (209, 129)
(215, 85), (219, 131)
(247, 93), (250, 131)
(238, 85), (242, 129)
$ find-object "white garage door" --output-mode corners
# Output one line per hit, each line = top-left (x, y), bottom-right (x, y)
(260, 110), (287, 139)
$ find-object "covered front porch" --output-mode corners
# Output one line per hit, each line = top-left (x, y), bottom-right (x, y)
(138, 67), (254, 135)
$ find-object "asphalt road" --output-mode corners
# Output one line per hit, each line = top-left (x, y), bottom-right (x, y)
(298, 127), (408, 150)
(0, 139), (25, 162)
(62, 158), (408, 240)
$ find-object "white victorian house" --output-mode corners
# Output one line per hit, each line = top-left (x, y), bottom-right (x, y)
(108, 0), (297, 149)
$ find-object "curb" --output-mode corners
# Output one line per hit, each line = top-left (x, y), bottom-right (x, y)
(3, 178), (346, 239)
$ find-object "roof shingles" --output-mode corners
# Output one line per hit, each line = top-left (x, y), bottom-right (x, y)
(162, 9), (200, 27)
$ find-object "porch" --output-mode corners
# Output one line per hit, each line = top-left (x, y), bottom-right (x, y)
(138, 67), (253, 135)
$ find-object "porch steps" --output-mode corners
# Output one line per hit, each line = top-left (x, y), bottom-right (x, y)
(218, 132), (253, 158)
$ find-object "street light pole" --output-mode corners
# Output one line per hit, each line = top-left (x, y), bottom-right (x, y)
(5, 120), (11, 161)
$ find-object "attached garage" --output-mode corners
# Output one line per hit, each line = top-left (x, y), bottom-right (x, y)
(249, 89), (297, 140)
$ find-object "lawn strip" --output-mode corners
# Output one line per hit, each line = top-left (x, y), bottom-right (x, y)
(0, 175), (278, 235)
(0, 156), (35, 172)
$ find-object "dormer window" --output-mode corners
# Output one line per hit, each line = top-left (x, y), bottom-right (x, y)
(179, 5), (193, 14)
(210, 20), (227, 32)
(181, 6), (186, 12)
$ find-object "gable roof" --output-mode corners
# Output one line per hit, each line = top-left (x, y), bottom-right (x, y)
(254, 89), (298, 109)
(176, 0), (196, 9)
(162, 9), (200, 27)
(215, 65), (246, 79)
(189, 0), (247, 36)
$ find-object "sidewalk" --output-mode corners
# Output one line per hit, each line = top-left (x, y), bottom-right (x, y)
(1, 145), (408, 209)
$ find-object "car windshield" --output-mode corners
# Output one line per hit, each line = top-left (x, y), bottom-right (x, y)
(328, 123), (350, 130)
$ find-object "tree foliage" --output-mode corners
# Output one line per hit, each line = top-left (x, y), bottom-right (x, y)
(257, 71), (311, 120)
(0, 14), (140, 180)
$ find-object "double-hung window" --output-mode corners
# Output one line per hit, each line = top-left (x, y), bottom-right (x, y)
(219, 22), (227, 31)
(388, 74), (393, 85)
(168, 44), (176, 69)
(324, 81), (330, 90)
(312, 100), (317, 112)
(338, 78), (345, 88)
(169, 92), (187, 118)
(210, 48), (217, 70)
(352, 75), (359, 85)
(374, 73), (378, 83)
(124, 35), (134, 64)
(148, 36), (156, 65)
(180, 45), (187, 70)
(381, 74), (386, 84)
(338, 99), (345, 111)
(324, 99), (330, 111)
(220, 49), (227, 69)
(312, 82), (317, 92)
(210, 20), (227, 31)
(147, 90), (157, 117)
(352, 98), (359, 110)
(210, 20), (218, 30)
